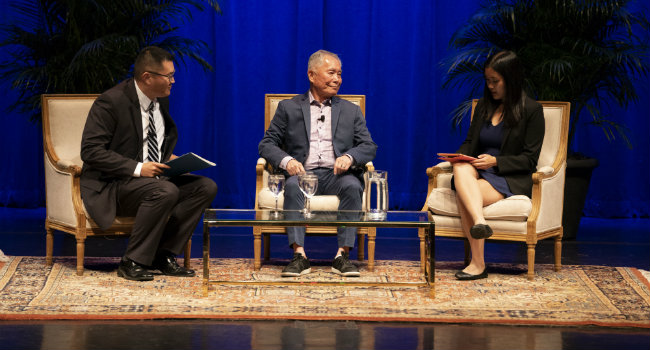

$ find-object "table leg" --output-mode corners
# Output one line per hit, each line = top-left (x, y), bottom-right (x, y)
(203, 222), (211, 296)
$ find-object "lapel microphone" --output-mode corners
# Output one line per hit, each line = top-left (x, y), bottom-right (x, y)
(318, 115), (325, 122)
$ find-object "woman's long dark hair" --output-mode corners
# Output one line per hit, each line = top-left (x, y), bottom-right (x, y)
(478, 50), (526, 128)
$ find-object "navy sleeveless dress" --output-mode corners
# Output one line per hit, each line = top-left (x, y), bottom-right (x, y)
(451, 120), (514, 198)
(477, 120), (514, 198)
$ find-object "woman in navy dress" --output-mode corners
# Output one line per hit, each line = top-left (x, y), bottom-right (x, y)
(451, 51), (545, 280)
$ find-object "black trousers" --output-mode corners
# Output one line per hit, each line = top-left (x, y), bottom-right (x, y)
(116, 174), (217, 265)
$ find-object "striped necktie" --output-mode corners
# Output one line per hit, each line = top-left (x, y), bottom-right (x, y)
(146, 101), (159, 163)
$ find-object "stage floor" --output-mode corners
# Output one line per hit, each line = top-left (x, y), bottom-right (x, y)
(0, 207), (648, 350)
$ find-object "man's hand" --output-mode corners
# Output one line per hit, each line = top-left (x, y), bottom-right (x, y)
(334, 155), (352, 175)
(286, 159), (306, 176)
(141, 162), (170, 177)
(470, 154), (497, 170)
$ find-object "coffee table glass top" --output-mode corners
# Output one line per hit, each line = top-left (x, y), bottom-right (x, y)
(203, 209), (431, 227)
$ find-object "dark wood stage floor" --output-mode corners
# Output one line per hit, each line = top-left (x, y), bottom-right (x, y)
(0, 207), (648, 350)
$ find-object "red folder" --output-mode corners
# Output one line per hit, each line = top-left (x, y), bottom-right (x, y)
(437, 153), (477, 163)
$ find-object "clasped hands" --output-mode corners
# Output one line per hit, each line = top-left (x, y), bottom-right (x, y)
(469, 154), (497, 170)
(285, 156), (352, 176)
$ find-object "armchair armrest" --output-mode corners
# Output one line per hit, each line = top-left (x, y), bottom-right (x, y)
(422, 162), (454, 210)
(529, 162), (566, 233)
(56, 159), (82, 176)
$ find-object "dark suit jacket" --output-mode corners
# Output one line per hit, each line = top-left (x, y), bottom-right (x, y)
(258, 92), (377, 176)
(80, 78), (178, 230)
(456, 96), (544, 197)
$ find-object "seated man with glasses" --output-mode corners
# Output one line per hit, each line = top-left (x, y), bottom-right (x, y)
(80, 46), (217, 281)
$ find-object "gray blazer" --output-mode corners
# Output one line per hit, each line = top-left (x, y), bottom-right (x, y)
(258, 92), (377, 176)
(80, 78), (178, 230)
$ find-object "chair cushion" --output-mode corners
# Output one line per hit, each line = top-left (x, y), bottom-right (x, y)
(258, 189), (340, 211)
(427, 188), (531, 221)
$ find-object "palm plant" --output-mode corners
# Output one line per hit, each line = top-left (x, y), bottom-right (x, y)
(0, 0), (221, 121)
(441, 0), (650, 151)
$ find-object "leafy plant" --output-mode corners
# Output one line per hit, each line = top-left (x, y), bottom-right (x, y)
(0, 0), (221, 121)
(441, 0), (650, 150)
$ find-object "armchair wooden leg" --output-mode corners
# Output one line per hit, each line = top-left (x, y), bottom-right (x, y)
(45, 225), (54, 266)
(253, 227), (262, 270)
(263, 233), (270, 261)
(183, 239), (191, 269)
(357, 232), (365, 261)
(527, 243), (536, 280)
(367, 228), (376, 272)
(75, 237), (85, 276)
(463, 240), (471, 266)
(554, 235), (562, 272)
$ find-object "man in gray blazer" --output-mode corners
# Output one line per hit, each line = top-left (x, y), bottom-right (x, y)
(259, 50), (377, 277)
(81, 47), (217, 281)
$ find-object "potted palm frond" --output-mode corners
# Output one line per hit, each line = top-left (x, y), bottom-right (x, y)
(441, 0), (650, 239)
(0, 0), (221, 121)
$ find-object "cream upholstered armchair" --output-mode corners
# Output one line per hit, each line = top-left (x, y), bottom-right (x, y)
(254, 94), (375, 270)
(42, 94), (190, 275)
(422, 100), (570, 280)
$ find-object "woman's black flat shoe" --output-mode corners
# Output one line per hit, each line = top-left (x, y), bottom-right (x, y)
(470, 224), (493, 239)
(455, 269), (488, 281)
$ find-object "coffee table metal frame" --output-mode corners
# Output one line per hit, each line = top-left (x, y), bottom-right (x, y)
(202, 209), (435, 297)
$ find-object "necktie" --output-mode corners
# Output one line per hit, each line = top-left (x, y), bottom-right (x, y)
(146, 101), (159, 163)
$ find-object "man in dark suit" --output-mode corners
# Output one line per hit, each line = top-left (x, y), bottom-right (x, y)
(259, 50), (377, 277)
(80, 46), (217, 281)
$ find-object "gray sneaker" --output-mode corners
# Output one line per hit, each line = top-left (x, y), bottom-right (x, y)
(332, 252), (360, 277)
(281, 253), (311, 277)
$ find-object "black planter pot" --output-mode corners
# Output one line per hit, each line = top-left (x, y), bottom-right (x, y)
(562, 157), (599, 240)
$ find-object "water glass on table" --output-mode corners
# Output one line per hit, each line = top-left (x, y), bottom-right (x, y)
(298, 172), (318, 218)
(268, 174), (285, 218)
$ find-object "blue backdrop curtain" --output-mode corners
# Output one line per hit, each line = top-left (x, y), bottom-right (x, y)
(0, 0), (648, 217)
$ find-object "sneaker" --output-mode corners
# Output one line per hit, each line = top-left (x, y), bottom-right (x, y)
(332, 252), (360, 277)
(281, 253), (311, 277)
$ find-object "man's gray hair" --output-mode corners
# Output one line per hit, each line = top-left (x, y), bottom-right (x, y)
(307, 50), (341, 71)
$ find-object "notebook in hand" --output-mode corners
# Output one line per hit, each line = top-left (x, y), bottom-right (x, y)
(162, 152), (216, 177)
(437, 153), (477, 163)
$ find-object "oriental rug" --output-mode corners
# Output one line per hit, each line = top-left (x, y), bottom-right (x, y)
(1, 256), (648, 328)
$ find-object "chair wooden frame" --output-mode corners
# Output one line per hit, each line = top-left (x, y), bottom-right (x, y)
(42, 94), (190, 275)
(254, 94), (375, 270)
(421, 100), (571, 280)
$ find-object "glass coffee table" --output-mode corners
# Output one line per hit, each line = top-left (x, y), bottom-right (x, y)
(202, 209), (435, 297)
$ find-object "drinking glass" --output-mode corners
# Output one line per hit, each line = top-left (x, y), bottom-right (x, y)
(267, 174), (285, 218)
(298, 172), (318, 218)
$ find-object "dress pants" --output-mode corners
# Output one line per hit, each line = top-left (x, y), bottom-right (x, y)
(116, 174), (217, 265)
(283, 167), (363, 249)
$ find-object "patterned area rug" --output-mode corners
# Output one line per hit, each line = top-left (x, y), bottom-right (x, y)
(1, 256), (648, 327)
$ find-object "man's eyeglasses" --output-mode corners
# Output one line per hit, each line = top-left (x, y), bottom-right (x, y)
(146, 71), (175, 80)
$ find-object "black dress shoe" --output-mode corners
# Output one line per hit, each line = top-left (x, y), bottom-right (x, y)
(153, 253), (195, 277)
(117, 257), (154, 281)
(455, 269), (488, 281)
(470, 224), (493, 239)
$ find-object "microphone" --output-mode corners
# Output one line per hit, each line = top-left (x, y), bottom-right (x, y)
(318, 115), (325, 122)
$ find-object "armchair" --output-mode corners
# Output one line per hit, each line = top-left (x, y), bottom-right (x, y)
(254, 94), (376, 270)
(421, 100), (570, 280)
(42, 94), (190, 275)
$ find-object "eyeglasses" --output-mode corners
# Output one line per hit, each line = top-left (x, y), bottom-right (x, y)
(146, 71), (175, 81)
